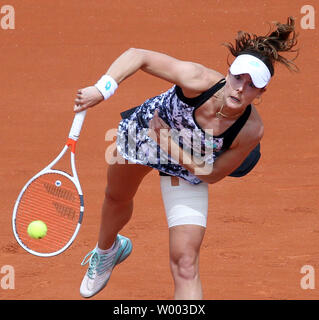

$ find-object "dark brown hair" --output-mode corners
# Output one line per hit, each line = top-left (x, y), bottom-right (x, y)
(224, 16), (299, 76)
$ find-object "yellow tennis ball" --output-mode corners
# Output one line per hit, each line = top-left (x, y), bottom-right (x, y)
(27, 220), (47, 239)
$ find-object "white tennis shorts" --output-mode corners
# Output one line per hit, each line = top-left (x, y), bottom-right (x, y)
(160, 176), (208, 228)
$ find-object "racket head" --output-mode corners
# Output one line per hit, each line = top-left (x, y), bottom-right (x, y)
(12, 170), (84, 257)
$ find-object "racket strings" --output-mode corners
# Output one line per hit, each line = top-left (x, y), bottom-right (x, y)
(15, 173), (81, 254)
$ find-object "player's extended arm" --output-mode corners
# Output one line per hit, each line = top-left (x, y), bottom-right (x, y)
(108, 48), (215, 90)
(74, 48), (219, 112)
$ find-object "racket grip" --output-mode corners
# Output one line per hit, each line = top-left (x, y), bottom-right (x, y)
(68, 110), (87, 140)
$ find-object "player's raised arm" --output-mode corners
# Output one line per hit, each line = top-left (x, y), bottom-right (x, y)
(108, 48), (217, 91)
(74, 48), (219, 112)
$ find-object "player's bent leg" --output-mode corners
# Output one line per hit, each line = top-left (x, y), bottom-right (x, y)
(98, 158), (152, 249)
(160, 176), (208, 300)
(80, 152), (152, 298)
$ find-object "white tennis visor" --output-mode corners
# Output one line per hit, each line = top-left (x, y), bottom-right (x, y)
(229, 54), (271, 88)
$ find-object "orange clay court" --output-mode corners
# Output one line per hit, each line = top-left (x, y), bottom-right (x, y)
(1, 0), (319, 300)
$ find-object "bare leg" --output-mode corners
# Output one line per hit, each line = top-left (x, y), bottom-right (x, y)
(80, 150), (153, 298)
(97, 158), (152, 250)
(169, 225), (206, 300)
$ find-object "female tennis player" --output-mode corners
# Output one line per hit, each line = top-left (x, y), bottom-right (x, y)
(75, 17), (298, 299)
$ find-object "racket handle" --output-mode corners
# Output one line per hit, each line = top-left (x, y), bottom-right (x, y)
(68, 110), (87, 141)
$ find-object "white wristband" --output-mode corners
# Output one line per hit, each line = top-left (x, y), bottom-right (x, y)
(94, 75), (118, 100)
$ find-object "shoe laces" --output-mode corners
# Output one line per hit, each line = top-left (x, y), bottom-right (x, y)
(81, 250), (101, 279)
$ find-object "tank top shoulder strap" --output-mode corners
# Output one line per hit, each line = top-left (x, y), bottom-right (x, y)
(175, 78), (226, 108)
(217, 104), (252, 150)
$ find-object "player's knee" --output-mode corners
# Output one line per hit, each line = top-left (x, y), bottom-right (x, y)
(104, 189), (133, 216)
(171, 253), (198, 281)
(104, 186), (132, 203)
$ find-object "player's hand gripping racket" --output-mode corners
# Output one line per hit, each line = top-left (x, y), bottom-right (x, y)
(12, 110), (87, 257)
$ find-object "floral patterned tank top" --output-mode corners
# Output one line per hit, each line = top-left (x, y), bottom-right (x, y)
(117, 79), (251, 185)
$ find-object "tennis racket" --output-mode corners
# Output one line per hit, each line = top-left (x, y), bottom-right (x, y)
(12, 110), (87, 257)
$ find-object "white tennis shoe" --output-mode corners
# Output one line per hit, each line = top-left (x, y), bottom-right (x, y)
(80, 234), (132, 298)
